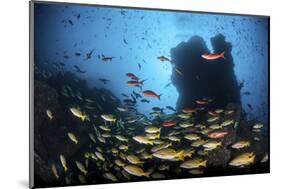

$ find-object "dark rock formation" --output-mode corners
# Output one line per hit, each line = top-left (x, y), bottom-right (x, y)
(171, 34), (241, 111)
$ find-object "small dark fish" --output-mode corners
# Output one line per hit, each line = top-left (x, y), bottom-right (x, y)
(175, 68), (183, 76)
(131, 94), (137, 103)
(133, 91), (142, 99)
(239, 81), (244, 90)
(158, 56), (173, 63)
(85, 49), (95, 60)
(121, 93), (129, 98)
(164, 82), (172, 88)
(123, 99), (136, 104)
(121, 10), (126, 15)
(68, 20), (73, 25)
(123, 37), (128, 45)
(152, 107), (163, 112)
(99, 78), (110, 84)
(140, 99), (150, 103)
(247, 104), (253, 111)
(75, 13), (80, 19)
(138, 63), (141, 70)
(101, 55), (114, 62)
(63, 55), (69, 59)
(243, 91), (251, 95)
(166, 106), (176, 112)
(73, 65), (86, 74)
(75, 52), (81, 56)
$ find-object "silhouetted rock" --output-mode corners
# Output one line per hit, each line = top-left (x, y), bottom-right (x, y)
(171, 34), (241, 111)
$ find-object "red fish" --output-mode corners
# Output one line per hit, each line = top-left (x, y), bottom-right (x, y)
(182, 108), (197, 113)
(201, 51), (225, 60)
(208, 131), (228, 139)
(143, 90), (161, 100)
(162, 121), (176, 127)
(126, 73), (139, 80)
(195, 99), (208, 105)
(208, 111), (218, 116)
(127, 80), (144, 86)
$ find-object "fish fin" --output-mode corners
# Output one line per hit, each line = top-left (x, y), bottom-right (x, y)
(157, 94), (162, 100)
(149, 140), (154, 145)
(80, 114), (86, 121)
(147, 167), (154, 175)
(156, 132), (161, 139)
(140, 79), (147, 85)
(176, 150), (185, 161)
(221, 51), (226, 59)
(200, 160), (207, 167)
(250, 154), (256, 163)
(143, 172), (150, 178)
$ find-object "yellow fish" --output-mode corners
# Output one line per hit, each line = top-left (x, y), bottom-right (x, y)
(69, 107), (88, 121)
(67, 132), (78, 144)
(146, 132), (160, 140)
(101, 114), (116, 122)
(229, 152), (255, 167)
(51, 163), (59, 179)
(103, 172), (118, 182)
(203, 140), (222, 150)
(46, 109), (53, 120)
(60, 154), (68, 172)
(184, 133), (200, 141)
(145, 126), (161, 133)
(75, 161), (87, 175)
(231, 141), (251, 149)
(133, 136), (154, 145)
(152, 148), (185, 161)
(123, 165), (151, 177)
(126, 155), (144, 165)
(115, 159), (125, 167)
(180, 159), (207, 169)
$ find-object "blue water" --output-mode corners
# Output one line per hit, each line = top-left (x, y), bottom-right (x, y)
(34, 3), (269, 124)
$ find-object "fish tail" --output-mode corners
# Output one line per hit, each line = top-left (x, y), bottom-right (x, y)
(64, 167), (68, 172)
(81, 114), (86, 121)
(200, 160), (207, 167)
(143, 172), (150, 178)
(221, 51), (226, 59)
(176, 150), (185, 161)
(148, 140), (154, 145)
(250, 154), (256, 163)
(140, 79), (147, 85)
(157, 94), (162, 100)
(156, 132), (161, 139)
